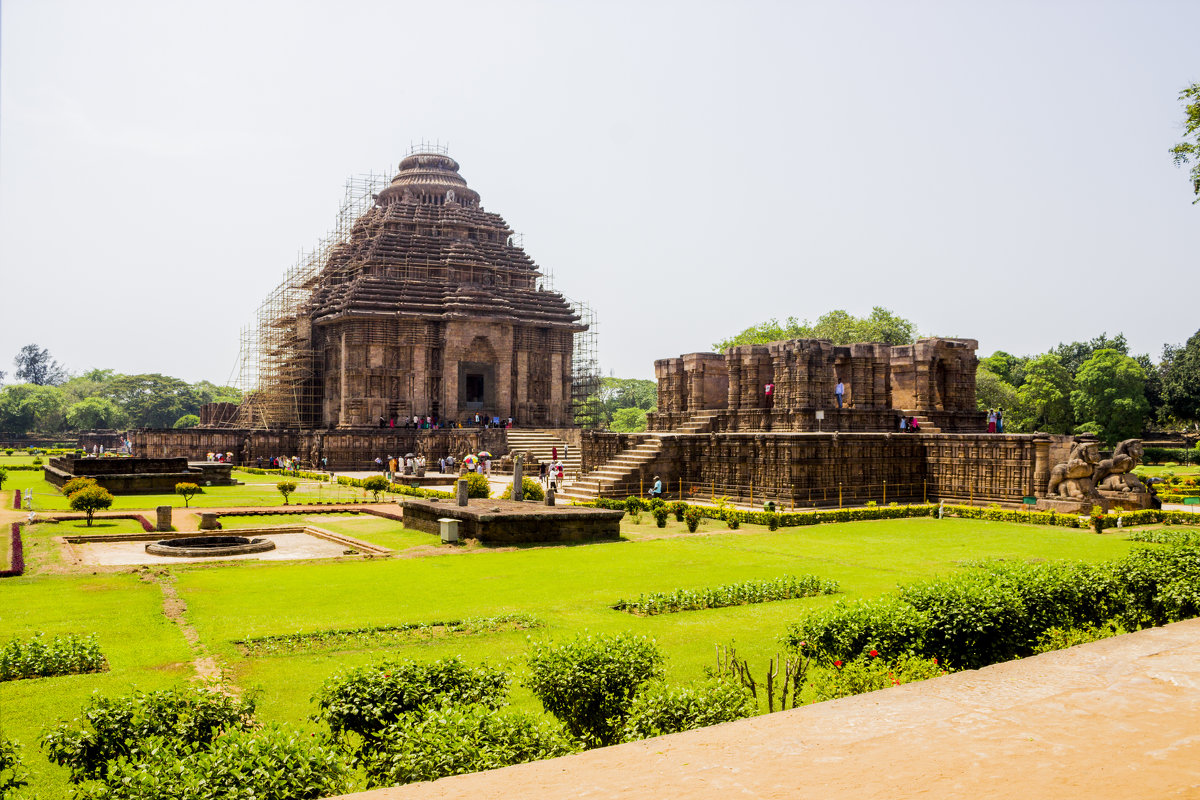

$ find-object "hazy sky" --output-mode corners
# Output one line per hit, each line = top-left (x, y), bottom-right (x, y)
(2, 0), (1197, 385)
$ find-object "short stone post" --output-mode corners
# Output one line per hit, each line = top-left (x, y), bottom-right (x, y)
(512, 454), (524, 502)
(156, 505), (172, 532)
(544, 488), (556, 506)
(457, 478), (469, 507)
(198, 513), (221, 531)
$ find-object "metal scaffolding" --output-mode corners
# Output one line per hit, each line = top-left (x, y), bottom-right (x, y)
(567, 298), (604, 428)
(230, 171), (390, 428)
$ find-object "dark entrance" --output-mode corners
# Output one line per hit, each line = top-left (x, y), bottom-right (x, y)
(465, 373), (485, 404)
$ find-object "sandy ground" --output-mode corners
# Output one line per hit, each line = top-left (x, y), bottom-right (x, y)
(68, 530), (353, 565)
(332, 618), (1200, 800)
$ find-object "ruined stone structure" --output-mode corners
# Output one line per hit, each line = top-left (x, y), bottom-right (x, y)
(650, 337), (983, 433)
(258, 151), (585, 430)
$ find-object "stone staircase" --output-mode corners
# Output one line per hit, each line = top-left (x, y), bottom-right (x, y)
(557, 435), (664, 501)
(901, 411), (942, 434)
(505, 429), (581, 478)
(672, 409), (721, 434)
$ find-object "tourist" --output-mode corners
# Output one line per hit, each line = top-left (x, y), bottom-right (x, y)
(507, 416), (513, 428)
(899, 416), (908, 432)
(910, 416), (920, 432)
(996, 408), (1005, 434)
(649, 475), (662, 499)
(987, 409), (997, 433)
(764, 382), (774, 403)
(539, 461), (548, 486)
(375, 456), (384, 471)
(484, 458), (491, 475)
(378, 415), (386, 428)
(321, 456), (328, 472)
(552, 446), (558, 462)
(835, 380), (844, 409)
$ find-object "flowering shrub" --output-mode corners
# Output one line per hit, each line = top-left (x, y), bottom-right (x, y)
(615, 574), (839, 616)
(810, 651), (948, 701)
(651, 505), (669, 527)
(1, 523), (23, 578)
(670, 501), (687, 522)
(684, 506), (703, 532)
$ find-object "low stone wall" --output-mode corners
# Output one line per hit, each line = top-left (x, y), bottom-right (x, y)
(582, 431), (1040, 507)
(650, 408), (986, 434)
(402, 498), (623, 543)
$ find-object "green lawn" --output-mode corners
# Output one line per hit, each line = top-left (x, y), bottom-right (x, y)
(0, 515), (1150, 797)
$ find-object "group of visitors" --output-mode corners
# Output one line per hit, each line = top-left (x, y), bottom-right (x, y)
(381, 454), (425, 481)
(897, 416), (922, 432)
(471, 413), (513, 429)
(372, 413), (517, 430)
(539, 459), (565, 490)
(207, 451), (235, 463)
(257, 455), (300, 472)
(986, 408), (1005, 433)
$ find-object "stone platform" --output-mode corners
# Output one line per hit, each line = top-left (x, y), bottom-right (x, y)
(44, 456), (235, 494)
(401, 498), (624, 544)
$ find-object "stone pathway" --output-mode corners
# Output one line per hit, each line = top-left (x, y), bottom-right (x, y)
(330, 618), (1200, 800)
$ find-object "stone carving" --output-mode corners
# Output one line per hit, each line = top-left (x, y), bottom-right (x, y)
(1094, 439), (1146, 494)
(1046, 440), (1102, 499)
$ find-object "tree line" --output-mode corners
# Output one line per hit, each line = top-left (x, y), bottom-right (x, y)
(0, 344), (241, 434)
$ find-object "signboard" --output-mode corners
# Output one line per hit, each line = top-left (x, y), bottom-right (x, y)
(1185, 496), (1200, 505)
(815, 410), (825, 420)
(1022, 496), (1038, 505)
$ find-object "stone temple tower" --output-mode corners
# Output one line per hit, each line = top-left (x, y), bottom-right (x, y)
(305, 151), (585, 428)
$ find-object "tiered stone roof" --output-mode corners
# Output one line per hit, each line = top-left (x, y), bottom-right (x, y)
(309, 153), (581, 331)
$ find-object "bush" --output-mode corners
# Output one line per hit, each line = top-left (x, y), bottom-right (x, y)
(684, 507), (702, 532)
(61, 476), (98, 497)
(0, 469), (6, 492)
(670, 501), (687, 522)
(524, 632), (664, 746)
(360, 703), (576, 788)
(1033, 622), (1125, 654)
(68, 485), (114, 526)
(42, 687), (256, 783)
(173, 482), (201, 508)
(614, 574), (839, 616)
(74, 724), (351, 800)
(464, 471), (490, 498)
(0, 632), (106, 682)
(1111, 543), (1200, 629)
(620, 680), (755, 742)
(498, 477), (545, 501)
(312, 656), (509, 757)
(648, 497), (666, 511)
(651, 506), (669, 528)
(361, 475), (390, 501)
(31, 457), (42, 466)
(276, 480), (298, 504)
(783, 595), (930, 663)
(0, 737), (28, 796)
(723, 510), (740, 530)
(766, 512), (780, 531)
(810, 652), (948, 702)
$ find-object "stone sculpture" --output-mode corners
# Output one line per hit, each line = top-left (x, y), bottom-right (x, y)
(1094, 439), (1147, 494)
(1046, 440), (1102, 499)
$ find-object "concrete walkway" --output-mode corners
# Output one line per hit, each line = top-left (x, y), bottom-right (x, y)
(332, 618), (1200, 799)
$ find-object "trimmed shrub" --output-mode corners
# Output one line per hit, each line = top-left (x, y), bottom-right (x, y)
(684, 506), (702, 532)
(620, 680), (755, 742)
(1033, 622), (1125, 654)
(499, 477), (546, 501)
(68, 485), (114, 526)
(74, 724), (351, 800)
(651, 506), (669, 528)
(41, 687), (256, 783)
(1111, 543), (1200, 629)
(361, 703), (576, 788)
(312, 657), (509, 756)
(0, 632), (106, 681)
(670, 501), (687, 522)
(524, 632), (664, 746)
(614, 574), (839, 616)
(810, 652), (948, 701)
(173, 482), (201, 508)
(61, 476), (99, 497)
(1, 523), (23, 578)
(276, 480), (298, 504)
(361, 475), (390, 501)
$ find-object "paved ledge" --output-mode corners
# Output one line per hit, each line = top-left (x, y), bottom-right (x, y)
(332, 617), (1200, 800)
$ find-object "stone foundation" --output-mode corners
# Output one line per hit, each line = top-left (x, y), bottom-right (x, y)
(401, 498), (623, 543)
(44, 457), (234, 494)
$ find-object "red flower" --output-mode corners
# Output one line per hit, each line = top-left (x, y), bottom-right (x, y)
(834, 660), (843, 668)
(869, 649), (878, 658)
(932, 658), (938, 665)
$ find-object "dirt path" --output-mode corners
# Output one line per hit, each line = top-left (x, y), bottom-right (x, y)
(139, 568), (231, 690)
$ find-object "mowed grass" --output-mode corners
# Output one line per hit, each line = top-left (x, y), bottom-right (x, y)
(0, 514), (1148, 796)
(175, 516), (1139, 724)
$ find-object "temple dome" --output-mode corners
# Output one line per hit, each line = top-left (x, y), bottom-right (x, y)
(375, 152), (481, 207)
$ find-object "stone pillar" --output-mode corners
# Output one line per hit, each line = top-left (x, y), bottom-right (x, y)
(545, 488), (556, 506)
(457, 478), (469, 507)
(1032, 435), (1051, 497)
(156, 506), (172, 532)
(198, 513), (220, 531)
(512, 455), (524, 501)
(516, 350), (529, 421)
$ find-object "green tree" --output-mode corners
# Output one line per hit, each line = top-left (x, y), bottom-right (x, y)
(192, 380), (243, 406)
(1160, 330), (1200, 423)
(0, 384), (66, 434)
(974, 367), (1020, 416)
(1015, 354), (1074, 433)
(1070, 349), (1149, 444)
(105, 374), (202, 428)
(276, 480), (297, 505)
(1051, 332), (1128, 376)
(362, 475), (390, 501)
(173, 414), (201, 429)
(979, 351), (1029, 388)
(1170, 82), (1200, 201)
(66, 397), (123, 430)
(68, 485), (114, 526)
(610, 407), (648, 432)
(175, 482), (201, 507)
(714, 307), (917, 351)
(598, 378), (657, 420)
(13, 344), (67, 386)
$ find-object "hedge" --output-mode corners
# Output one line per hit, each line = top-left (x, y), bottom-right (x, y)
(1, 523), (23, 578)
(335, 475), (453, 501)
(238, 467), (330, 481)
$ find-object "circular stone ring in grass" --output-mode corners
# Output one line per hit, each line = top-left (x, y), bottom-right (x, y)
(145, 536), (276, 558)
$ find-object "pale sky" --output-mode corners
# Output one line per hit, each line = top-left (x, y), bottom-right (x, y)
(2, 0), (1197, 385)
